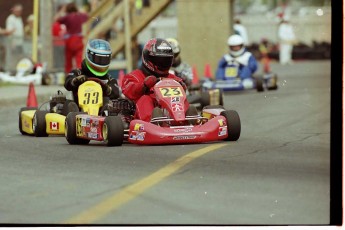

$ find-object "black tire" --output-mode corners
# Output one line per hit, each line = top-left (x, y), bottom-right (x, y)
(19, 107), (37, 135)
(65, 112), (90, 145)
(255, 76), (264, 92)
(200, 91), (210, 107)
(102, 116), (124, 146)
(185, 105), (198, 125)
(33, 111), (49, 137)
(220, 110), (241, 141)
(218, 90), (224, 106)
(267, 74), (278, 90)
(61, 100), (79, 116)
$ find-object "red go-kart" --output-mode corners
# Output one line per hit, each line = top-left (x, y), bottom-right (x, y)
(126, 78), (241, 145)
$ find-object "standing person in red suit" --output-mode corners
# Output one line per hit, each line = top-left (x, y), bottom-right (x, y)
(121, 38), (188, 122)
(54, 3), (88, 74)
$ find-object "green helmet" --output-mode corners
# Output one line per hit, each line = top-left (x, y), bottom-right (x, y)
(85, 39), (112, 77)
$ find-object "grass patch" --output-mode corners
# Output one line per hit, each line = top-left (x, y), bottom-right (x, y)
(0, 81), (17, 87)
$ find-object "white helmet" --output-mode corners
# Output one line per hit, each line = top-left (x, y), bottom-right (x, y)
(227, 34), (245, 57)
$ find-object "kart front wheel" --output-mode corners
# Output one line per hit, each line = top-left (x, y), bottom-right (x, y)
(33, 111), (49, 137)
(102, 116), (124, 146)
(221, 110), (241, 141)
(255, 76), (264, 92)
(65, 112), (90, 145)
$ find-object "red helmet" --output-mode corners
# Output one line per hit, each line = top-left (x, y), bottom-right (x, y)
(141, 38), (174, 77)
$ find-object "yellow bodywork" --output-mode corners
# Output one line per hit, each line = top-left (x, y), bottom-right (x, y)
(21, 110), (66, 135)
(21, 110), (36, 134)
(78, 81), (103, 116)
(45, 113), (66, 135)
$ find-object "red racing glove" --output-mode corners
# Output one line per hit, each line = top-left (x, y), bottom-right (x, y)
(144, 75), (157, 90)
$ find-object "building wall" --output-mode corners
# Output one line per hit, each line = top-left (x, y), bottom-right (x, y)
(176, 0), (232, 78)
(0, 1), (33, 28)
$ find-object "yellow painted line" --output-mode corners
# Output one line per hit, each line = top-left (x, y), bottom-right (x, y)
(65, 143), (228, 224)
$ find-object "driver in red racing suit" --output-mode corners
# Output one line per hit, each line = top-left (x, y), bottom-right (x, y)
(121, 38), (188, 122)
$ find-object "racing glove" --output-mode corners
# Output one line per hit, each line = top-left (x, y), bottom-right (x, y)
(71, 75), (86, 87)
(102, 84), (112, 96)
(143, 75), (157, 90)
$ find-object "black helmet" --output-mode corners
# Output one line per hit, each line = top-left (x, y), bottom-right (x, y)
(85, 39), (112, 77)
(141, 38), (173, 77)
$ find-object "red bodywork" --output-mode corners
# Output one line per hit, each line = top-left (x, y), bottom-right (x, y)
(128, 116), (228, 145)
(128, 78), (229, 145)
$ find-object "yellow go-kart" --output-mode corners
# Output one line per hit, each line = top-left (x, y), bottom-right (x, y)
(65, 78), (125, 146)
(18, 90), (79, 137)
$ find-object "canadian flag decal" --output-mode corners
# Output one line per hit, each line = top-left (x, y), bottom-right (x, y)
(50, 122), (59, 130)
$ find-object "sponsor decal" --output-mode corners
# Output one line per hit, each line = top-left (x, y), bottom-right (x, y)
(129, 131), (138, 140)
(90, 127), (98, 133)
(129, 131), (146, 141)
(173, 128), (192, 133)
(171, 97), (180, 103)
(218, 119), (225, 126)
(173, 135), (196, 140)
(218, 127), (227, 136)
(87, 132), (98, 139)
(172, 103), (183, 112)
(136, 132), (146, 141)
(134, 123), (144, 131)
(24, 120), (30, 128)
(81, 118), (87, 126)
(50, 121), (59, 131)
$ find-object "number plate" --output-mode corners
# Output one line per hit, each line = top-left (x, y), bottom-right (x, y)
(225, 66), (238, 78)
(159, 87), (183, 97)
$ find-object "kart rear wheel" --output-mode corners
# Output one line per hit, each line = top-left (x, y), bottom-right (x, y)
(219, 89), (224, 106)
(65, 112), (90, 145)
(255, 76), (264, 92)
(19, 107), (37, 135)
(185, 105), (198, 125)
(267, 74), (278, 90)
(61, 100), (79, 116)
(200, 92), (210, 108)
(221, 110), (241, 141)
(102, 116), (124, 146)
(33, 111), (49, 137)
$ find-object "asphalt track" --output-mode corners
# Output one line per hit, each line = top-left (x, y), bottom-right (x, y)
(0, 60), (332, 225)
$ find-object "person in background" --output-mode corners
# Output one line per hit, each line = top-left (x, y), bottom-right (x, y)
(0, 27), (14, 71)
(54, 2), (89, 73)
(166, 37), (194, 90)
(5, 4), (24, 72)
(278, 18), (296, 65)
(121, 38), (188, 122)
(23, 14), (34, 57)
(233, 18), (249, 46)
(52, 5), (67, 71)
(64, 39), (120, 106)
(215, 34), (257, 81)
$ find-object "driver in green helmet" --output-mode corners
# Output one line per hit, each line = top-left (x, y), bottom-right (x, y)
(64, 39), (120, 104)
